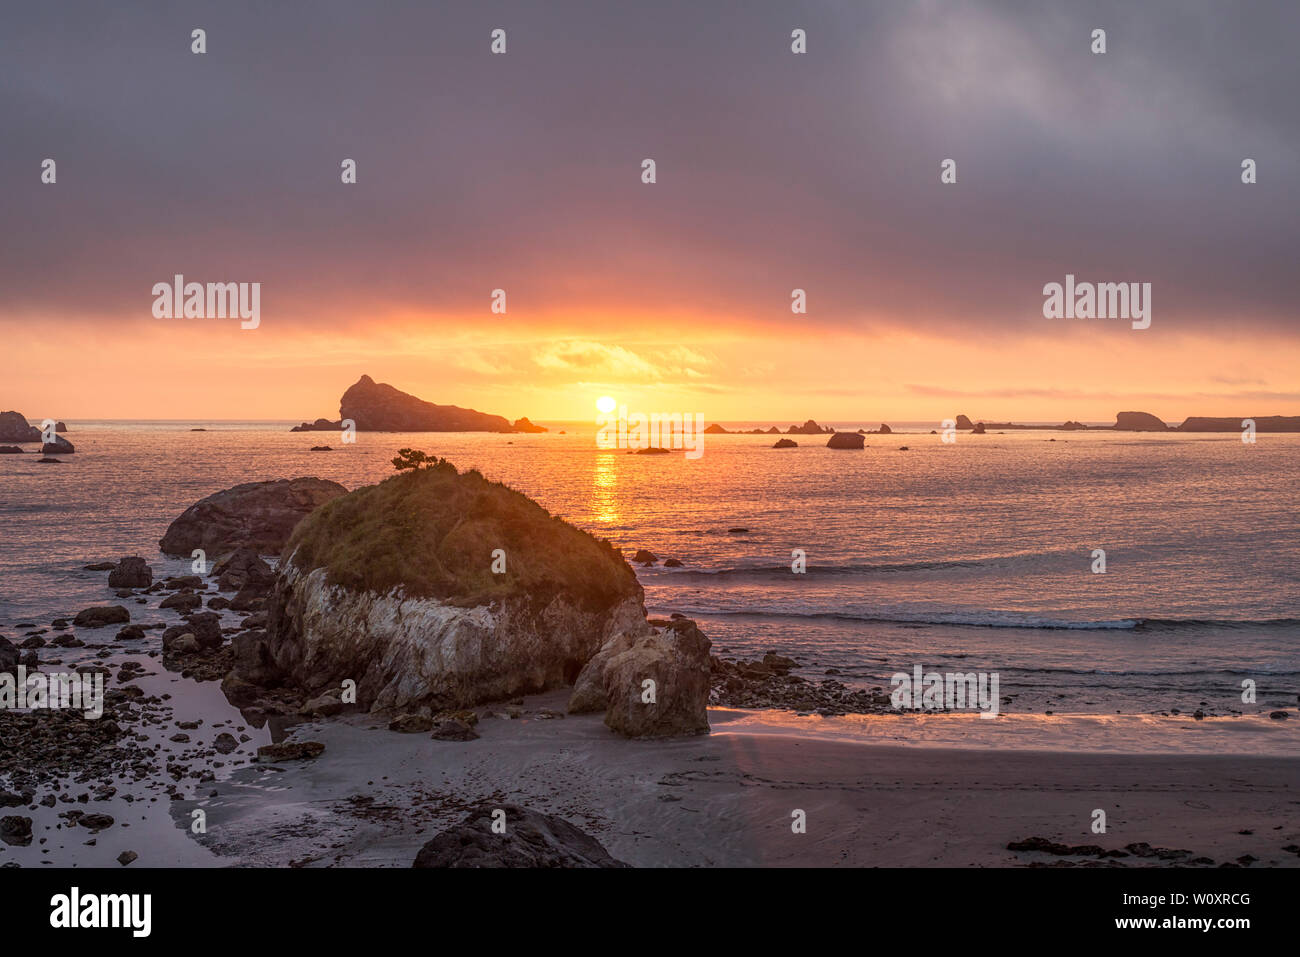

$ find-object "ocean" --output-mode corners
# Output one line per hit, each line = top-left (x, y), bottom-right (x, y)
(2, 421), (1297, 734)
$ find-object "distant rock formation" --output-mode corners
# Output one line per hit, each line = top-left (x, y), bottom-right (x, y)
(955, 414), (975, 430)
(971, 423), (986, 434)
(827, 432), (865, 449)
(772, 438), (798, 448)
(703, 423), (729, 434)
(1113, 411), (1169, 431)
(1178, 416), (1300, 432)
(41, 436), (74, 454)
(0, 412), (41, 443)
(788, 419), (832, 435)
(159, 477), (347, 557)
(339, 375), (514, 432)
(874, 424), (892, 434)
(290, 417), (341, 433)
(511, 417), (546, 433)
(0, 446), (22, 454)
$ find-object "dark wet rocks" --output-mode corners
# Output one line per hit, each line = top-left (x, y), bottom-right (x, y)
(107, 557), (153, 589)
(117, 850), (138, 866)
(0, 816), (33, 846)
(412, 803), (628, 868)
(256, 740), (325, 763)
(212, 547), (275, 593)
(826, 431), (865, 449)
(1007, 836), (1213, 866)
(709, 654), (893, 715)
(160, 592), (204, 613)
(72, 606), (130, 628)
(632, 549), (657, 565)
(431, 717), (479, 741)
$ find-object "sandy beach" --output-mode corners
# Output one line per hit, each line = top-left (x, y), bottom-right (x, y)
(172, 692), (1300, 868)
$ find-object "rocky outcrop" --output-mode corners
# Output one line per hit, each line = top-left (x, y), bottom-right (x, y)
(41, 436), (74, 454)
(107, 557), (153, 589)
(0, 637), (18, 676)
(511, 417), (546, 433)
(772, 438), (798, 448)
(212, 547), (275, 592)
(290, 417), (342, 432)
(0, 412), (40, 443)
(955, 414), (975, 430)
(412, 804), (628, 868)
(703, 423), (729, 434)
(158, 478), (347, 557)
(247, 462), (649, 713)
(826, 432), (865, 449)
(1177, 415), (1300, 432)
(72, 606), (130, 628)
(788, 419), (832, 435)
(0, 446), (22, 454)
(569, 619), (711, 738)
(339, 374), (514, 432)
(1114, 411), (1168, 431)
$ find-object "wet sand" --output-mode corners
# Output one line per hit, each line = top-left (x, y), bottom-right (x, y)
(175, 692), (1300, 868)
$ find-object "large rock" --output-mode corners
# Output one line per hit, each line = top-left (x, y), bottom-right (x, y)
(571, 619), (711, 738)
(107, 556), (153, 589)
(0, 412), (40, 443)
(0, 636), (18, 676)
(41, 435), (74, 454)
(212, 547), (275, 592)
(955, 414), (975, 430)
(1177, 415), (1300, 432)
(339, 374), (514, 432)
(158, 477), (347, 556)
(72, 605), (130, 628)
(1113, 411), (1169, 431)
(256, 461), (648, 712)
(826, 431), (865, 449)
(511, 417), (547, 433)
(412, 804), (628, 868)
(787, 419), (830, 435)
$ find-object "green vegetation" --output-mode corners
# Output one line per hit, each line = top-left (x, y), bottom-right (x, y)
(283, 456), (639, 608)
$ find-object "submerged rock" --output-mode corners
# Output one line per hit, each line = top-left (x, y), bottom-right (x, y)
(107, 556), (153, 589)
(412, 804), (627, 868)
(772, 438), (798, 448)
(72, 605), (130, 628)
(159, 477), (347, 556)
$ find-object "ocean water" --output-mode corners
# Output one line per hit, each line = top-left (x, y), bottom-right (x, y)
(1, 422), (1297, 728)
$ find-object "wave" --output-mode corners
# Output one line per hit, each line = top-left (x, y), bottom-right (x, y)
(644, 559), (989, 577)
(658, 608), (1300, 632)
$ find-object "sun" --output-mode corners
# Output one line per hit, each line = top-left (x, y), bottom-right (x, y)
(596, 395), (617, 415)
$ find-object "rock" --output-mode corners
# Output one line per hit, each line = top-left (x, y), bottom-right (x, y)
(876, 423), (892, 434)
(229, 630), (282, 686)
(632, 549), (657, 565)
(389, 713), (434, 733)
(335, 374), (515, 432)
(256, 741), (325, 762)
(430, 718), (479, 741)
(117, 851), (138, 866)
(72, 605), (130, 628)
(511, 417), (546, 433)
(0, 816), (33, 846)
(663, 558), (683, 567)
(181, 611), (223, 648)
(300, 691), (345, 716)
(158, 477), (348, 556)
(41, 435), (75, 454)
(290, 417), (342, 432)
(212, 547), (275, 592)
(826, 432), (865, 449)
(1269, 710), (1289, 720)
(573, 619), (711, 738)
(971, 423), (986, 434)
(1114, 411), (1169, 431)
(787, 419), (830, 435)
(79, 813), (114, 831)
(411, 804), (627, 868)
(0, 446), (22, 454)
(309, 445), (332, 451)
(703, 423), (729, 434)
(258, 462), (647, 713)
(213, 733), (239, 754)
(165, 634), (200, 655)
(772, 438), (798, 448)
(0, 412), (41, 443)
(1178, 415), (1300, 433)
(107, 557), (153, 589)
(955, 414), (975, 430)
(160, 592), (203, 613)
(0, 789), (30, 808)
(0, 636), (17, 675)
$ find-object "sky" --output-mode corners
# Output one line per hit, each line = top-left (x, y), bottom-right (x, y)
(2, 0), (1297, 424)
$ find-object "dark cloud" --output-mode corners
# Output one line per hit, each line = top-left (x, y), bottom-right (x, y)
(1, 0), (1295, 334)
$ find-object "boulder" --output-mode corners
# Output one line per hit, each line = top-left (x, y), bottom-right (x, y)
(0, 636), (18, 676)
(41, 435), (74, 454)
(411, 804), (627, 868)
(511, 417), (547, 433)
(160, 592), (203, 613)
(570, 619), (711, 737)
(772, 438), (798, 448)
(0, 412), (40, 443)
(181, 611), (223, 649)
(107, 557), (153, 589)
(229, 631), (282, 687)
(826, 432), (865, 449)
(0, 446), (22, 454)
(955, 414), (975, 430)
(632, 549), (657, 565)
(1114, 411), (1169, 431)
(256, 741), (324, 763)
(158, 477), (347, 556)
(0, 816), (33, 846)
(72, 605), (130, 628)
(972, 423), (987, 434)
(212, 547), (275, 592)
(256, 462), (648, 714)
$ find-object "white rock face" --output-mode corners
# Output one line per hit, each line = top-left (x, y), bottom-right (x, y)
(266, 557), (649, 712)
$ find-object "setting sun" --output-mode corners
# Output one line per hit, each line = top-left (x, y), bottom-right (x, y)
(596, 395), (617, 415)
